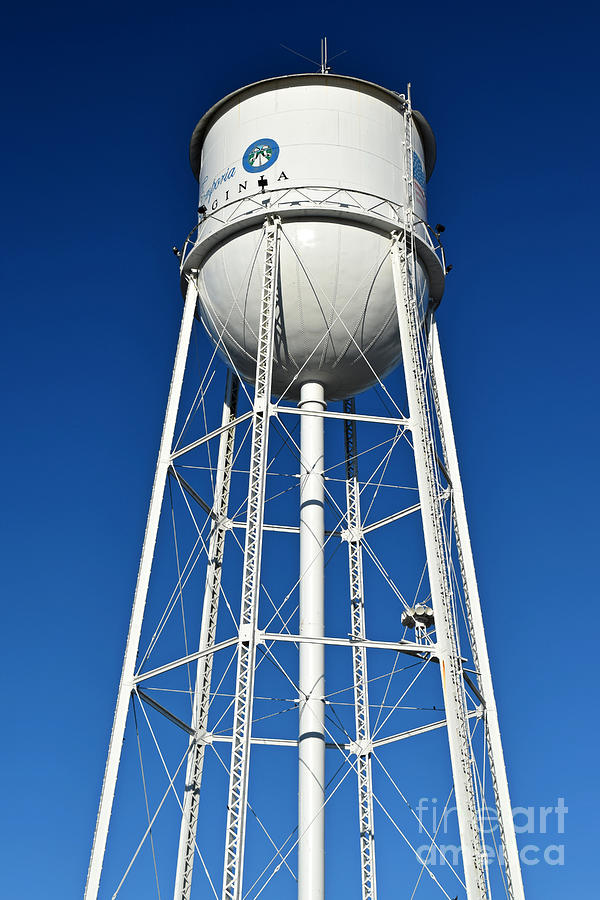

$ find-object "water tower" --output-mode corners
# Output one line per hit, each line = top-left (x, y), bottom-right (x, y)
(85, 70), (526, 900)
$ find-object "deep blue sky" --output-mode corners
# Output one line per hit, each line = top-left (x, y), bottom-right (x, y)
(1, 0), (598, 896)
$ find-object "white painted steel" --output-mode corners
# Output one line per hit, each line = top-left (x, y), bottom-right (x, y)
(392, 238), (488, 899)
(85, 71), (527, 900)
(198, 222), (430, 400)
(264, 633), (428, 654)
(222, 218), (280, 900)
(186, 75), (438, 399)
(84, 276), (200, 900)
(429, 320), (526, 900)
(192, 76), (430, 217)
(298, 382), (326, 900)
(389, 95), (488, 900)
(174, 371), (239, 900)
(179, 187), (446, 303)
(392, 199), (488, 898)
(133, 637), (240, 684)
(344, 398), (377, 900)
(275, 406), (409, 427)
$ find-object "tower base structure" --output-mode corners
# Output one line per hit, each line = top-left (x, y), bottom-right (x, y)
(85, 108), (525, 900)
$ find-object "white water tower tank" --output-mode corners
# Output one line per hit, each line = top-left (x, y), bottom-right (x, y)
(181, 74), (445, 400)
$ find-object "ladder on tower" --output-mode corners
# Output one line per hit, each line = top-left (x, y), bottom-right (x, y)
(391, 87), (490, 900)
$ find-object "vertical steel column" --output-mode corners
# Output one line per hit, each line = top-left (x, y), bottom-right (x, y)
(174, 370), (239, 900)
(344, 398), (377, 900)
(394, 96), (488, 899)
(391, 233), (488, 900)
(222, 218), (280, 900)
(84, 275), (200, 900)
(298, 382), (326, 900)
(429, 319), (525, 900)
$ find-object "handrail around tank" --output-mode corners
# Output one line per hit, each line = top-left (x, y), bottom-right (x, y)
(179, 185), (446, 275)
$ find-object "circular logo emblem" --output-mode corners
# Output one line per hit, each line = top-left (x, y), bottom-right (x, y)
(242, 138), (280, 173)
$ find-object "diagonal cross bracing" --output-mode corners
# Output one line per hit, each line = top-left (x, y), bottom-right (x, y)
(174, 370), (239, 900)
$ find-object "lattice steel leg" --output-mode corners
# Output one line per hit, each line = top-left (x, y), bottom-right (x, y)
(428, 319), (525, 900)
(174, 370), (239, 900)
(344, 398), (377, 900)
(84, 275), (200, 900)
(391, 233), (489, 900)
(222, 217), (280, 900)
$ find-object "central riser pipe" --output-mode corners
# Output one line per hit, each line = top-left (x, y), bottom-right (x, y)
(298, 382), (326, 900)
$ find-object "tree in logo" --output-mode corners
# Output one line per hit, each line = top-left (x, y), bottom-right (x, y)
(242, 138), (279, 173)
(248, 144), (272, 167)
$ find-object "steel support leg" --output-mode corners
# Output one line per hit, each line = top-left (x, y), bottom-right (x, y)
(298, 382), (326, 900)
(84, 275), (200, 900)
(391, 235), (489, 900)
(429, 319), (525, 900)
(222, 217), (280, 900)
(174, 370), (239, 900)
(344, 398), (377, 900)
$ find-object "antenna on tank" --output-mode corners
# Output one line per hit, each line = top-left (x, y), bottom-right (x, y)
(281, 38), (347, 73)
(321, 37), (348, 72)
(321, 37), (329, 73)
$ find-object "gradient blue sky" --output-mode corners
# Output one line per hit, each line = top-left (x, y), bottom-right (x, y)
(1, 0), (598, 895)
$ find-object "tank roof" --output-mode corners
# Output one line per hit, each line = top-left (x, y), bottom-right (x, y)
(189, 73), (436, 183)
